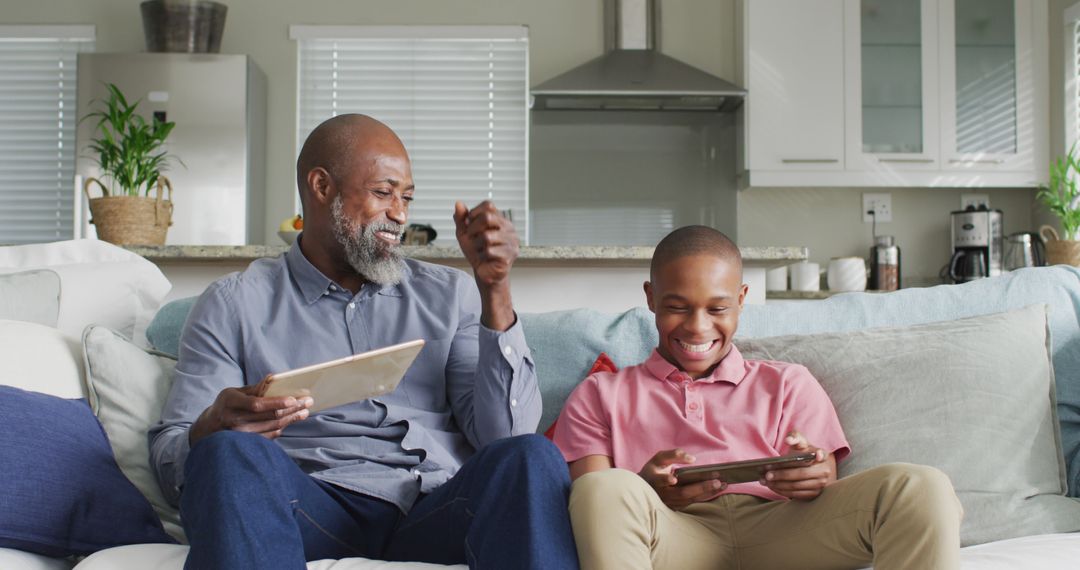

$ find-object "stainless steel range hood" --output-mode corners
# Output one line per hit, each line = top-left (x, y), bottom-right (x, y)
(532, 0), (746, 112)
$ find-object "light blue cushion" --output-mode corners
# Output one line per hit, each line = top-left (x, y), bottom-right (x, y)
(145, 296), (196, 359)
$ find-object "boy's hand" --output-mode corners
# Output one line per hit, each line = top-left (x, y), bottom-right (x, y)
(638, 448), (726, 511)
(760, 431), (836, 501)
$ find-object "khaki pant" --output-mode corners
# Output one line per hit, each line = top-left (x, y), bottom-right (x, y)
(569, 463), (962, 570)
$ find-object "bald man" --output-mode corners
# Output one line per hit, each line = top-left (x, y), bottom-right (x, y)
(150, 115), (579, 569)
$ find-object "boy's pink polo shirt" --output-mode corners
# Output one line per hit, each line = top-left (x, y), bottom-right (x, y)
(551, 345), (850, 502)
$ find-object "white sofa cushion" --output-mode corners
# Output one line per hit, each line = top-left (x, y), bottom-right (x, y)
(0, 240), (170, 346)
(0, 547), (73, 570)
(738, 305), (1080, 546)
(0, 269), (61, 327)
(0, 319), (85, 399)
(82, 325), (184, 542)
(73, 544), (468, 569)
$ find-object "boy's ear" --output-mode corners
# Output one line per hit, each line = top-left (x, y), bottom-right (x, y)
(738, 283), (749, 309)
(644, 281), (655, 312)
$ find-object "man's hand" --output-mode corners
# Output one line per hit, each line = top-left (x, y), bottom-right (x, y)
(189, 379), (313, 446)
(453, 200), (519, 330)
(760, 431), (836, 501)
(638, 449), (726, 511)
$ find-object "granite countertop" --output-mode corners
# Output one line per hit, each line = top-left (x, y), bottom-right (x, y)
(123, 244), (808, 268)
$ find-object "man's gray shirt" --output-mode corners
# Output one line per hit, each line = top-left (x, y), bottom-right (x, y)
(149, 241), (540, 512)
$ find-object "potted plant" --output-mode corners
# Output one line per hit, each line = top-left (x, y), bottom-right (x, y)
(1036, 144), (1080, 266)
(81, 83), (180, 245)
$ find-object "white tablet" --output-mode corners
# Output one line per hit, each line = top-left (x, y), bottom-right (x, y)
(260, 339), (425, 413)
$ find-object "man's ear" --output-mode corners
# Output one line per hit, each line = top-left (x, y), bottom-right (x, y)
(644, 281), (655, 313)
(306, 167), (334, 205)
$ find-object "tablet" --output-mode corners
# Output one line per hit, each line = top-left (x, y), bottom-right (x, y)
(259, 339), (425, 413)
(673, 451), (817, 486)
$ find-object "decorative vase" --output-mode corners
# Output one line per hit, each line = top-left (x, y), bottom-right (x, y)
(1040, 225), (1080, 267)
(140, 0), (228, 53)
(84, 177), (174, 246)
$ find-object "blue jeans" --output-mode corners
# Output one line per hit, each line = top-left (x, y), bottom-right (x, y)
(179, 431), (578, 570)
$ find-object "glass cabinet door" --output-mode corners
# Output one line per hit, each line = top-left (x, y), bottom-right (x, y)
(845, 0), (939, 171)
(953, 0), (1016, 155)
(860, 0), (924, 154)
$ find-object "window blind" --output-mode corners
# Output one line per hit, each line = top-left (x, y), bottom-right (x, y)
(292, 26), (529, 245)
(0, 26), (94, 245)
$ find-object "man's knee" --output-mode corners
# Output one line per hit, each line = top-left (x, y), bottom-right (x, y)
(186, 430), (285, 477)
(488, 433), (567, 472)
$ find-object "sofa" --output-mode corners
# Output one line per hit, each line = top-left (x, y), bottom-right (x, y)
(2, 239), (1080, 569)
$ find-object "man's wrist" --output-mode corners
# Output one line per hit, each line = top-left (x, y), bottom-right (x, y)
(478, 279), (515, 331)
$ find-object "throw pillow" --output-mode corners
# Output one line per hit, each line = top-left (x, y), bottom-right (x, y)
(82, 325), (185, 543)
(543, 352), (618, 439)
(0, 269), (60, 327)
(522, 307), (657, 433)
(736, 304), (1080, 547)
(0, 319), (85, 399)
(0, 239), (171, 346)
(0, 385), (174, 557)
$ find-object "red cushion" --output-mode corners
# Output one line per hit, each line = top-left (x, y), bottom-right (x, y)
(543, 352), (618, 440)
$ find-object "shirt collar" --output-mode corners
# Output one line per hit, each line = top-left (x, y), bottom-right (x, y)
(644, 344), (747, 385)
(286, 234), (410, 304)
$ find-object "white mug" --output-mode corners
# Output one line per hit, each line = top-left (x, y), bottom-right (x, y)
(766, 266), (788, 291)
(790, 261), (820, 292)
(827, 257), (867, 292)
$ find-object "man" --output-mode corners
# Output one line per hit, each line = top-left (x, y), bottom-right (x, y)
(150, 114), (578, 569)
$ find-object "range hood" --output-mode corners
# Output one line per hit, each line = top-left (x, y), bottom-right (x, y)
(532, 0), (746, 112)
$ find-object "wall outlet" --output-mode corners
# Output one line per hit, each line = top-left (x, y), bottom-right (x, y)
(960, 193), (990, 211)
(862, 193), (892, 223)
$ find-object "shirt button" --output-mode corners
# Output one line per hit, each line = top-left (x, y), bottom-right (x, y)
(689, 402), (699, 411)
(411, 469), (419, 477)
(329, 285), (337, 291)
(503, 345), (513, 357)
(348, 302), (356, 310)
(510, 398), (518, 407)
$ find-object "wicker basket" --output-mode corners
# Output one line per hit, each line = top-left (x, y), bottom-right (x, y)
(1040, 225), (1080, 267)
(85, 177), (173, 245)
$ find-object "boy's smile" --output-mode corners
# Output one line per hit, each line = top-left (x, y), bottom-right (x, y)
(645, 254), (748, 379)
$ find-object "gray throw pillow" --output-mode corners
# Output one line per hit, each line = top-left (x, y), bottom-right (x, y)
(0, 269), (60, 327)
(736, 304), (1080, 547)
(82, 325), (184, 543)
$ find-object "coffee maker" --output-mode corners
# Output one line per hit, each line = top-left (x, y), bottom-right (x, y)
(949, 206), (1003, 283)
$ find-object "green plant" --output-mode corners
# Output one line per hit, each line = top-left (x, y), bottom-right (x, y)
(1036, 143), (1080, 240)
(81, 83), (179, 197)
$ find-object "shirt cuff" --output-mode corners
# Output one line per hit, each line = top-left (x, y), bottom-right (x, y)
(479, 314), (531, 370)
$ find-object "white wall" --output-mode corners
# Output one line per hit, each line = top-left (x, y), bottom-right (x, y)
(4, 0), (1070, 285)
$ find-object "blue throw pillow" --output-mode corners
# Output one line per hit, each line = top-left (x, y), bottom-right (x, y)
(146, 296), (197, 358)
(0, 385), (175, 557)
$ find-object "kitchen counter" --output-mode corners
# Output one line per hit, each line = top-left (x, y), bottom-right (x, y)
(123, 244), (807, 268)
(122, 244), (808, 310)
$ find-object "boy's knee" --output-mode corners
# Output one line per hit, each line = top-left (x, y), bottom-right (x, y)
(871, 463), (962, 520)
(570, 469), (655, 515)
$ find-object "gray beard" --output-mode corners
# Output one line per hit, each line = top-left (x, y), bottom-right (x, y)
(330, 195), (405, 286)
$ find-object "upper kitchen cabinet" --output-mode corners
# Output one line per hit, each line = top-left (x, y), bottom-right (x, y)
(740, 0), (1048, 187)
(743, 0), (846, 174)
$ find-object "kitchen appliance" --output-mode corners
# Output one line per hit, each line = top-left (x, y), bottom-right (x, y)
(531, 0), (746, 112)
(1003, 232), (1046, 270)
(868, 235), (901, 291)
(949, 206), (1003, 283)
(76, 53), (266, 245)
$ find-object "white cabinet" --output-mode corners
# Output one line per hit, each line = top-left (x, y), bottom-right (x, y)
(741, 0), (1048, 188)
(745, 0), (845, 173)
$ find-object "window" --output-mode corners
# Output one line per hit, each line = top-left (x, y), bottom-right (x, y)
(0, 26), (94, 245)
(292, 26), (529, 244)
(1067, 3), (1080, 150)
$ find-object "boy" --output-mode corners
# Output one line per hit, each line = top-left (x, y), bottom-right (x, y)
(551, 226), (962, 570)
